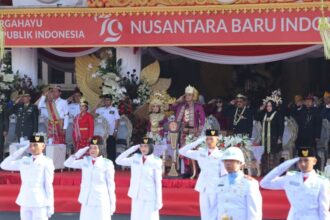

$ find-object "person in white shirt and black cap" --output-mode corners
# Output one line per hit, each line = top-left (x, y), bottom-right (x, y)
(217, 147), (262, 220)
(260, 147), (330, 220)
(64, 135), (116, 220)
(179, 129), (227, 220)
(115, 137), (163, 220)
(0, 134), (55, 220)
(94, 94), (120, 163)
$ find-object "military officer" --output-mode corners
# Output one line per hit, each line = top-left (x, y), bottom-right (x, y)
(0, 134), (55, 220)
(115, 138), (163, 220)
(9, 90), (39, 140)
(64, 136), (116, 220)
(94, 94), (120, 163)
(260, 147), (330, 220)
(179, 129), (227, 220)
(217, 147), (262, 220)
(0, 102), (8, 162)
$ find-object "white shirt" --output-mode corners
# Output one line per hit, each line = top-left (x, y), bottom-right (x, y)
(68, 103), (81, 122)
(95, 106), (120, 136)
(64, 155), (116, 214)
(115, 145), (162, 207)
(217, 171), (262, 220)
(179, 137), (227, 194)
(260, 158), (330, 220)
(38, 95), (69, 129)
(0, 153), (54, 208)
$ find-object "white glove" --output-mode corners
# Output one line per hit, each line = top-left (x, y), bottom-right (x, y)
(74, 146), (90, 158)
(197, 136), (206, 143)
(47, 206), (54, 218)
(276, 157), (299, 174)
(12, 145), (29, 158)
(155, 202), (163, 211)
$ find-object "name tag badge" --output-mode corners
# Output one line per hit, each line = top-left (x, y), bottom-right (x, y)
(289, 181), (300, 186)
(218, 183), (224, 187)
(109, 110), (115, 114)
(133, 160), (140, 164)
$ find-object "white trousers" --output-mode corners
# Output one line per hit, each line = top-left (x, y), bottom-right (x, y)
(199, 192), (218, 220)
(20, 207), (48, 220)
(80, 204), (111, 220)
(131, 199), (159, 220)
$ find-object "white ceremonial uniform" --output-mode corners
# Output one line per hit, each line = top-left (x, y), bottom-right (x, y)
(115, 145), (163, 220)
(217, 171), (262, 220)
(95, 106), (120, 136)
(64, 153), (116, 220)
(38, 96), (69, 129)
(0, 146), (55, 220)
(260, 158), (330, 220)
(178, 137), (227, 220)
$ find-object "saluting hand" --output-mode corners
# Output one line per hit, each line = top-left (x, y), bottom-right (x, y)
(74, 146), (90, 158)
(12, 145), (29, 158)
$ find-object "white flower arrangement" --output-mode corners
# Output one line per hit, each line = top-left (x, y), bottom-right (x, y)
(136, 80), (151, 106)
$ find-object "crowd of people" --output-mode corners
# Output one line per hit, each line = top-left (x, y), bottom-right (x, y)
(0, 84), (330, 220)
(0, 85), (330, 172)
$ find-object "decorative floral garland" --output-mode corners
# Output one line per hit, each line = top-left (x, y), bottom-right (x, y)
(89, 48), (151, 107)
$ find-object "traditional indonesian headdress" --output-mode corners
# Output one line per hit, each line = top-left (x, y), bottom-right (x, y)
(263, 89), (283, 105)
(148, 91), (176, 113)
(185, 85), (199, 101)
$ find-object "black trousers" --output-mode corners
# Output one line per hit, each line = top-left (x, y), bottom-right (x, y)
(106, 135), (116, 163)
(0, 135), (4, 162)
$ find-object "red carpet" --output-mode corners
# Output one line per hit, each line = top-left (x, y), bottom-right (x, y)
(0, 171), (289, 219)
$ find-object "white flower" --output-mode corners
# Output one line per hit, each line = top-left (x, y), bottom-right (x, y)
(3, 74), (14, 83)
(88, 63), (93, 69)
(133, 99), (141, 104)
(91, 73), (97, 78)
(100, 60), (107, 69)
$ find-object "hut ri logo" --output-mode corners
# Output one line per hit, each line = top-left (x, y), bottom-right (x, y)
(96, 16), (123, 42)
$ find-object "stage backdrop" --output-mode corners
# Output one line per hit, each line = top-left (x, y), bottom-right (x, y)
(0, 3), (330, 47)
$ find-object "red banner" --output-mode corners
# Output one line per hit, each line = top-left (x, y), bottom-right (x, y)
(0, 4), (329, 47)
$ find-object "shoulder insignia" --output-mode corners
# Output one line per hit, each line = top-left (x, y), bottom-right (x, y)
(244, 175), (254, 181)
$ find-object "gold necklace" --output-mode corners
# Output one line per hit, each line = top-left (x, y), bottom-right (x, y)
(233, 107), (246, 126)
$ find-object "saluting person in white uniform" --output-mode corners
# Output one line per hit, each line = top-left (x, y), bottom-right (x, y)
(260, 147), (330, 220)
(64, 136), (116, 220)
(217, 147), (262, 220)
(0, 135), (55, 220)
(115, 137), (163, 220)
(179, 129), (227, 220)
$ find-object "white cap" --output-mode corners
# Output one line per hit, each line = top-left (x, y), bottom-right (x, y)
(221, 147), (245, 164)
